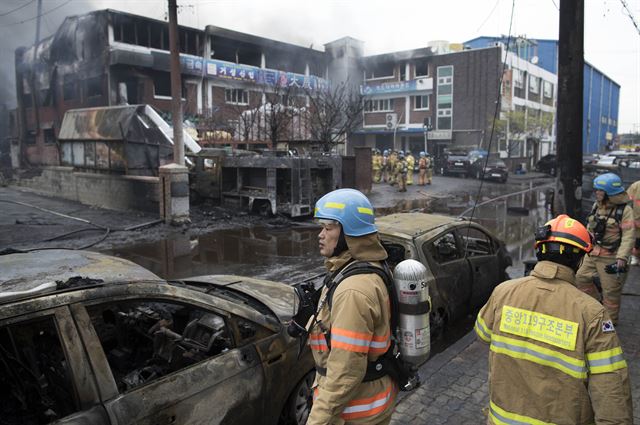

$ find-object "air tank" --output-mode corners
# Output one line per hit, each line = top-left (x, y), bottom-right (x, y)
(392, 259), (431, 365)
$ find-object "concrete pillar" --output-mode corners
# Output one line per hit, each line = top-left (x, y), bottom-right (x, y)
(159, 163), (190, 225)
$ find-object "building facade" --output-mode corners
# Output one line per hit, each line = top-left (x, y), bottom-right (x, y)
(14, 9), (329, 166)
(465, 36), (620, 154)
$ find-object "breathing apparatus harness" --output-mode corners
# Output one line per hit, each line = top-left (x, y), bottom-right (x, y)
(588, 202), (627, 251)
(288, 259), (421, 391)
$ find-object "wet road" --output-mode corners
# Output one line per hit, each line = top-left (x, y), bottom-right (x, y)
(107, 179), (553, 355)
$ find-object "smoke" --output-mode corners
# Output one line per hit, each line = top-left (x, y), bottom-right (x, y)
(0, 0), (107, 108)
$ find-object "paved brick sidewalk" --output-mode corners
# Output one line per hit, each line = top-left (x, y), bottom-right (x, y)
(391, 266), (640, 424)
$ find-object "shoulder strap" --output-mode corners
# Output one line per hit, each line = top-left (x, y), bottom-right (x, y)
(614, 203), (627, 224)
(326, 261), (398, 336)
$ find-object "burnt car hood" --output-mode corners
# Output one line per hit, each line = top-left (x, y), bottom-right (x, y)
(0, 249), (161, 293)
(183, 275), (298, 322)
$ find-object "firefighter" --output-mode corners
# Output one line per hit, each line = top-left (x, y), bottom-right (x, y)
(371, 149), (382, 183)
(418, 152), (428, 186)
(405, 151), (415, 185)
(425, 153), (433, 185)
(627, 180), (640, 266)
(309, 189), (396, 425)
(381, 150), (390, 183)
(575, 172), (635, 324)
(396, 152), (408, 192)
(475, 214), (632, 425)
(387, 151), (398, 186)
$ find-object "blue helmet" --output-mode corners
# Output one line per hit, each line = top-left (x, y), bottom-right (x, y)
(314, 189), (377, 236)
(383, 149), (389, 156)
(420, 151), (426, 157)
(593, 172), (625, 196)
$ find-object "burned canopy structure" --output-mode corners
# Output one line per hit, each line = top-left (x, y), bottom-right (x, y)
(58, 105), (175, 176)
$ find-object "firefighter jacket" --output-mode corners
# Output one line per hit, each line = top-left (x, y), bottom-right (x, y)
(395, 159), (408, 176)
(307, 233), (396, 425)
(372, 154), (382, 171)
(627, 181), (640, 238)
(418, 157), (428, 169)
(475, 261), (633, 425)
(406, 154), (415, 172)
(586, 192), (635, 259)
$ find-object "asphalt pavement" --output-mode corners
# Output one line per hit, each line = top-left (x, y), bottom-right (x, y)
(390, 265), (640, 424)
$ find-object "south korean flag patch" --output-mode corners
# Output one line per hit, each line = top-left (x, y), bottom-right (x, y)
(602, 320), (616, 333)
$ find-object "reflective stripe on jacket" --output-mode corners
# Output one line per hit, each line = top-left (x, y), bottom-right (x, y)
(307, 250), (396, 424)
(475, 261), (633, 425)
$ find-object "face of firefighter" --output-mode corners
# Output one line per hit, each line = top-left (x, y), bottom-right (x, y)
(595, 189), (606, 202)
(318, 221), (342, 257)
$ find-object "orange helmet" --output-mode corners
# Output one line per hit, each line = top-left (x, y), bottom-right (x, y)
(534, 214), (593, 254)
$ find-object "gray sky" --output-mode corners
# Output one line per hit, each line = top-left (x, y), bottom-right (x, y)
(1, 0), (639, 132)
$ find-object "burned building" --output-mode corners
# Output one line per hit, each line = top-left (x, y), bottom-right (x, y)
(14, 9), (329, 167)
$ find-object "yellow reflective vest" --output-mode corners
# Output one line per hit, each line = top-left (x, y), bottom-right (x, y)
(475, 261), (632, 425)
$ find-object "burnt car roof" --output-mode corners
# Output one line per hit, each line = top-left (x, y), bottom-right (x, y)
(377, 213), (464, 239)
(0, 249), (161, 293)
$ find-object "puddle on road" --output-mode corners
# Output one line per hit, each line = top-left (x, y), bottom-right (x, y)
(109, 182), (551, 285)
(107, 225), (325, 283)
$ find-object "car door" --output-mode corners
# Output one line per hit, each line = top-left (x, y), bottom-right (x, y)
(420, 230), (472, 324)
(458, 225), (503, 309)
(0, 306), (109, 425)
(71, 297), (265, 425)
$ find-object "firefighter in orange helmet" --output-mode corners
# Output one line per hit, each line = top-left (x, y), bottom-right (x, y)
(308, 189), (396, 425)
(475, 214), (632, 424)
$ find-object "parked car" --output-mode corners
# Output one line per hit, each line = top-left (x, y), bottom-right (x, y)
(0, 250), (314, 425)
(377, 213), (512, 336)
(535, 154), (557, 175)
(469, 157), (509, 183)
(441, 149), (487, 178)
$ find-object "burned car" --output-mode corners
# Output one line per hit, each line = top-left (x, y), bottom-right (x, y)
(377, 213), (511, 336)
(0, 250), (314, 425)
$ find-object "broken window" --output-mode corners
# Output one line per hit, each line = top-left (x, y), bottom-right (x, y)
(459, 227), (493, 257)
(85, 76), (103, 98)
(415, 59), (429, 77)
(63, 77), (77, 101)
(426, 232), (461, 264)
(0, 316), (79, 424)
(153, 73), (172, 97)
(43, 128), (55, 144)
(86, 299), (233, 393)
(365, 62), (395, 80)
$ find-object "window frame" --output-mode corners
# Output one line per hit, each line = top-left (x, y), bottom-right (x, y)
(414, 95), (430, 111)
(364, 98), (394, 113)
(225, 88), (249, 105)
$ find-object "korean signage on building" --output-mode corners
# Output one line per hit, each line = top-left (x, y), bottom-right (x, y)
(204, 59), (328, 91)
(360, 78), (433, 96)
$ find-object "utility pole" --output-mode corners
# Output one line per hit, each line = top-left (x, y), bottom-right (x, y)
(31, 0), (42, 136)
(159, 0), (190, 225)
(168, 0), (184, 165)
(556, 0), (584, 217)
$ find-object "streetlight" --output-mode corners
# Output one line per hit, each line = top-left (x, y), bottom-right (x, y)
(423, 122), (432, 154)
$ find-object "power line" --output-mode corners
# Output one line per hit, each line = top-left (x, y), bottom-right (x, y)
(476, 0), (501, 33)
(0, 0), (71, 28)
(0, 0), (36, 17)
(619, 0), (640, 36)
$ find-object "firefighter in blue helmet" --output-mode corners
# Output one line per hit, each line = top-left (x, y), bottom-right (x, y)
(575, 172), (635, 324)
(309, 189), (396, 424)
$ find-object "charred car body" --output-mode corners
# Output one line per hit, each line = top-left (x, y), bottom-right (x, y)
(376, 213), (511, 335)
(0, 250), (314, 425)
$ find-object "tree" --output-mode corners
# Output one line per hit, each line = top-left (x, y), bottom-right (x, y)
(493, 108), (554, 157)
(306, 81), (364, 152)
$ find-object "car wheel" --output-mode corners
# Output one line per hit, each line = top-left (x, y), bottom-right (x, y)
(281, 370), (315, 425)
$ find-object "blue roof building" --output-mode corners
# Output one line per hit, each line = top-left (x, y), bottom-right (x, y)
(464, 36), (620, 154)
